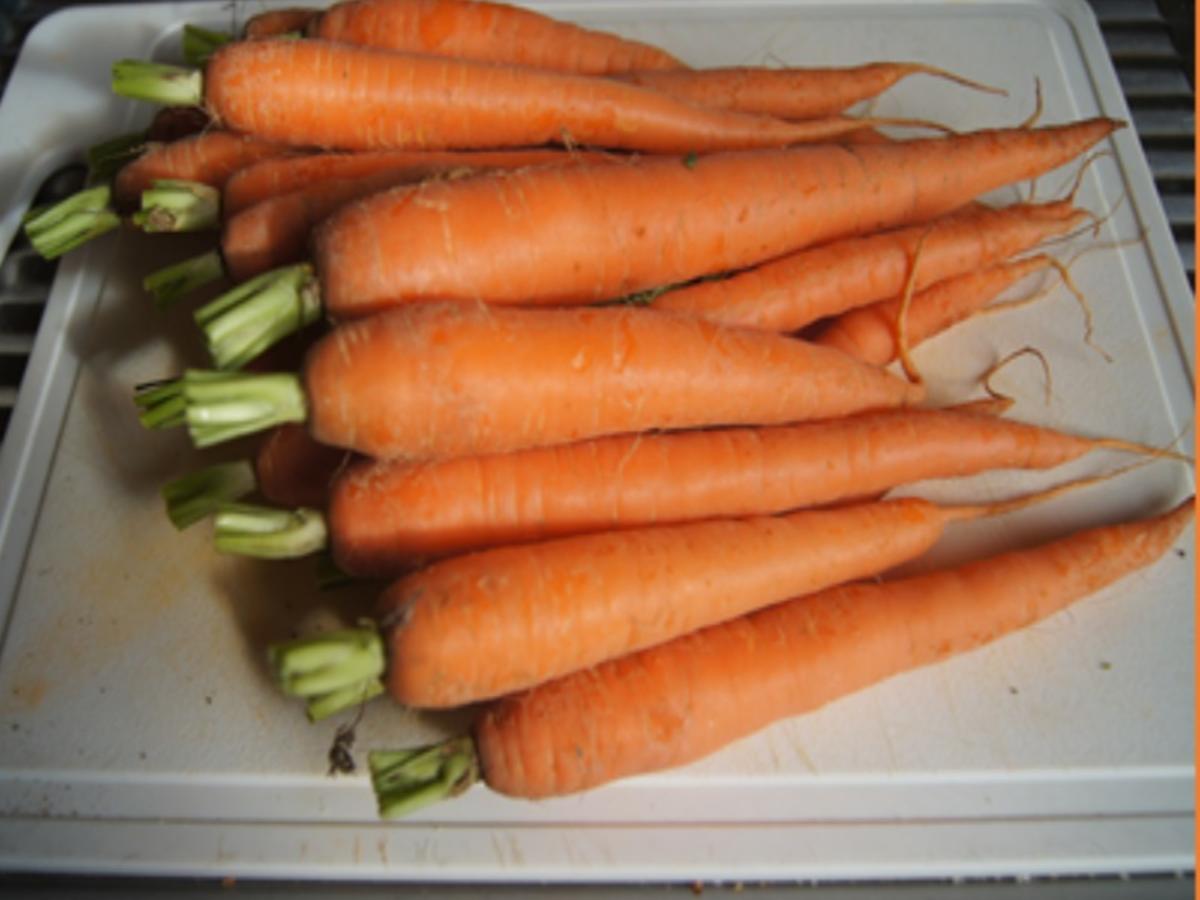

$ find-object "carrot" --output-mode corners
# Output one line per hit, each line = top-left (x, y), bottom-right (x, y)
(254, 423), (349, 510)
(394, 496), (1188, 803)
(221, 147), (610, 218)
(192, 118), (1120, 368)
(649, 200), (1091, 333)
(211, 400), (1185, 575)
(268, 469), (1154, 719)
(245, 7), (320, 39)
(22, 130), (295, 259)
(308, 0), (685, 74)
(143, 148), (613, 306)
(616, 62), (1004, 120)
(137, 301), (923, 458)
(812, 252), (1064, 366)
(112, 40), (916, 155)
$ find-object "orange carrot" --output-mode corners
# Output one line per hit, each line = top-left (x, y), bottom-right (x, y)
(222, 147), (608, 217)
(813, 253), (1061, 366)
(309, 0), (685, 74)
(113, 131), (296, 212)
(616, 62), (1003, 120)
(376, 474), (1140, 709)
(650, 200), (1091, 332)
(244, 7), (320, 38)
(139, 302), (923, 458)
(327, 401), (1171, 572)
(255, 424), (348, 510)
(448, 497), (1192, 800)
(115, 40), (905, 155)
(309, 120), (1118, 319)
(220, 150), (611, 280)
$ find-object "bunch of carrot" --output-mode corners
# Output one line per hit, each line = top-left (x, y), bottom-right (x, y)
(65, 0), (1189, 818)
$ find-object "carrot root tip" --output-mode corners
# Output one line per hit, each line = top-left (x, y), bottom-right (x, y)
(267, 622), (386, 722)
(195, 264), (322, 370)
(21, 184), (120, 259)
(368, 737), (480, 819)
(133, 179), (221, 233)
(144, 249), (225, 309)
(112, 59), (204, 108)
(160, 460), (257, 529)
(213, 501), (328, 559)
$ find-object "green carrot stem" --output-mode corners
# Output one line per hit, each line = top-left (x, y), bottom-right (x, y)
(368, 737), (481, 819)
(214, 502), (328, 559)
(133, 179), (221, 232)
(87, 130), (148, 181)
(194, 264), (323, 370)
(22, 185), (121, 259)
(135, 369), (307, 448)
(268, 623), (386, 721)
(144, 249), (226, 309)
(182, 23), (232, 66)
(161, 460), (257, 529)
(112, 59), (204, 107)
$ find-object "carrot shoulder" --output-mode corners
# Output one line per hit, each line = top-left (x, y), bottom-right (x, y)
(470, 497), (1194, 799)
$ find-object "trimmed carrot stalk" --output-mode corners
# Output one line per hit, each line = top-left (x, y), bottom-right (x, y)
(212, 403), (1177, 574)
(308, 0), (686, 74)
(269, 623), (385, 721)
(440, 497), (1193, 801)
(139, 302), (923, 458)
(111, 42), (914, 155)
(813, 253), (1059, 365)
(160, 459), (257, 529)
(314, 120), (1120, 317)
(181, 24), (233, 65)
(616, 62), (1005, 120)
(650, 200), (1091, 332)
(144, 251), (227, 308)
(21, 186), (122, 259)
(132, 179), (221, 232)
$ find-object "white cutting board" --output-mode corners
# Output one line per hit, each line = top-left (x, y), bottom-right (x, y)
(0, 0), (1193, 882)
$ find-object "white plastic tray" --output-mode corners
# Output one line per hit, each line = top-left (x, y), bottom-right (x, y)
(0, 0), (1194, 882)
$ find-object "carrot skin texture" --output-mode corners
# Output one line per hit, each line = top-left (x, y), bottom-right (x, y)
(651, 201), (1089, 332)
(222, 147), (605, 216)
(477, 498), (1195, 799)
(314, 120), (1119, 316)
(113, 132), (294, 212)
(380, 498), (965, 708)
(203, 39), (881, 154)
(309, 0), (685, 74)
(254, 423), (347, 509)
(222, 151), (609, 281)
(244, 7), (319, 38)
(617, 62), (962, 119)
(814, 254), (1056, 365)
(329, 406), (1095, 572)
(302, 303), (923, 461)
